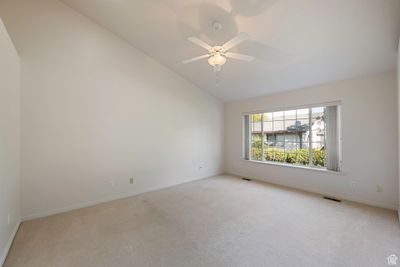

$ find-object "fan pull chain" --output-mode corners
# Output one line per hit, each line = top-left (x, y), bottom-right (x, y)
(215, 72), (220, 87)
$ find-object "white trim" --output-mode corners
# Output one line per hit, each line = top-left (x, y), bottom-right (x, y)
(0, 219), (21, 266)
(21, 172), (223, 222)
(243, 159), (344, 175)
(243, 115), (250, 160)
(241, 100), (341, 116)
(228, 171), (397, 210)
(243, 102), (342, 172)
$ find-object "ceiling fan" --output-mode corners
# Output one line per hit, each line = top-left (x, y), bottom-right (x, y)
(182, 32), (254, 72)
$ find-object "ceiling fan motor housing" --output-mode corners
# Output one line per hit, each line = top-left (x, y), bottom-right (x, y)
(212, 21), (223, 31)
(209, 46), (225, 54)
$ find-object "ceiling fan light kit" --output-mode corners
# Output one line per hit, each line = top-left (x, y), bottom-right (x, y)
(208, 53), (226, 66)
(182, 32), (254, 73)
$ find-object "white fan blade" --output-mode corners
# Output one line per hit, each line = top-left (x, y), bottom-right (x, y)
(225, 52), (254, 62)
(182, 54), (210, 64)
(188, 37), (212, 51)
(222, 32), (249, 51)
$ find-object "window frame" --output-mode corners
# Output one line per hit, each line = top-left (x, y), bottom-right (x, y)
(243, 101), (341, 171)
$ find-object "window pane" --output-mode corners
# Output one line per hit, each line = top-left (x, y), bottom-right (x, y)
(263, 112), (273, 122)
(274, 142), (285, 149)
(276, 135), (285, 142)
(285, 120), (297, 132)
(274, 120), (284, 131)
(251, 133), (262, 161)
(311, 107), (326, 167)
(284, 142), (299, 164)
(251, 122), (261, 132)
(271, 142), (285, 163)
(312, 107), (324, 118)
(312, 142), (324, 149)
(297, 118), (309, 128)
(251, 113), (262, 133)
(301, 133), (309, 144)
(312, 147), (326, 167)
(297, 108), (309, 119)
(284, 110), (296, 120)
(264, 121), (273, 132)
(265, 147), (273, 161)
(299, 142), (310, 150)
(296, 147), (310, 166)
(311, 111), (326, 145)
(251, 113), (262, 122)
(285, 134), (299, 142)
(285, 142), (299, 151)
(263, 133), (269, 161)
(273, 111), (284, 120)
(267, 134), (275, 145)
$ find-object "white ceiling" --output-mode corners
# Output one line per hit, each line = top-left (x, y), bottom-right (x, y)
(61, 0), (400, 102)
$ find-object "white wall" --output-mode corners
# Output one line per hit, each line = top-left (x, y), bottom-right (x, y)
(0, 0), (224, 220)
(0, 18), (20, 264)
(225, 72), (398, 210)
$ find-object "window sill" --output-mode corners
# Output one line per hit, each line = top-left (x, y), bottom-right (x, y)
(242, 159), (345, 175)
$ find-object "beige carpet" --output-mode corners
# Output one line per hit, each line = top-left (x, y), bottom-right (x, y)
(4, 175), (400, 267)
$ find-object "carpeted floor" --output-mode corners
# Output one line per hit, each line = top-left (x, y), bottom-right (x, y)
(4, 175), (400, 267)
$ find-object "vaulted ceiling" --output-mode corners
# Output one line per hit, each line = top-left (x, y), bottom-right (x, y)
(61, 0), (400, 101)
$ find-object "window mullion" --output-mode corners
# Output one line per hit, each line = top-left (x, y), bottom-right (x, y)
(247, 115), (251, 160)
(272, 113), (275, 160)
(261, 113), (264, 161)
(249, 115), (253, 160)
(283, 112), (286, 156)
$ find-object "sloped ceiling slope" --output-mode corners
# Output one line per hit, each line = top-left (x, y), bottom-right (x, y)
(62, 0), (400, 101)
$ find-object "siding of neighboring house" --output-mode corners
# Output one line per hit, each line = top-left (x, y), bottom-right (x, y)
(249, 111), (326, 151)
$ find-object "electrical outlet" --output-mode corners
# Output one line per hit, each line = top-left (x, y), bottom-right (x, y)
(129, 177), (134, 184)
(7, 213), (10, 225)
(376, 185), (382, 193)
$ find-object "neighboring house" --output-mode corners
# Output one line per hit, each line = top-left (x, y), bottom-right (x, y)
(251, 112), (325, 151)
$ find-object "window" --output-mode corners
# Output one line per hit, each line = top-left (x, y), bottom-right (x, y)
(243, 104), (341, 171)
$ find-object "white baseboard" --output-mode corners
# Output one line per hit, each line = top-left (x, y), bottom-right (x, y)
(21, 172), (224, 222)
(227, 172), (398, 211)
(1, 220), (21, 266)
